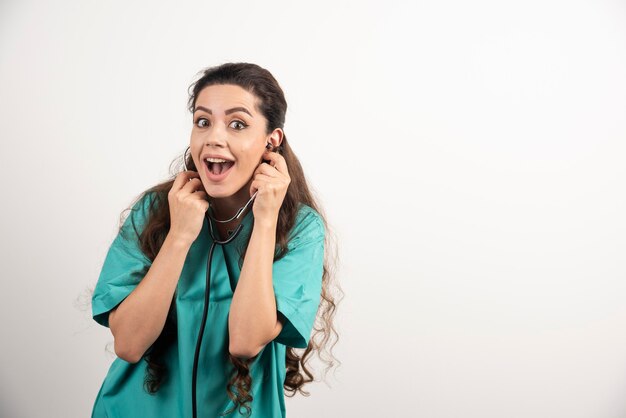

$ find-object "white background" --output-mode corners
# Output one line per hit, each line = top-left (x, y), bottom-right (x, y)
(1, 0), (625, 417)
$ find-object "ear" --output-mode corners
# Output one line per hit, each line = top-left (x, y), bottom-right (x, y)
(267, 128), (284, 149)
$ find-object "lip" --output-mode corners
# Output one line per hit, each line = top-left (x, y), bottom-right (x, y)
(204, 160), (234, 182)
(201, 153), (235, 161)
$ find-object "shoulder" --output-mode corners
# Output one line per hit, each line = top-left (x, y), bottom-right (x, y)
(130, 191), (158, 220)
(287, 204), (325, 247)
(135, 190), (158, 214)
(119, 191), (158, 239)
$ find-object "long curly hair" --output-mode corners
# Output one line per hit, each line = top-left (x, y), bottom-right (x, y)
(112, 62), (342, 416)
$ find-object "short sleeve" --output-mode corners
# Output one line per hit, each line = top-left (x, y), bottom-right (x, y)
(272, 207), (325, 348)
(91, 192), (155, 328)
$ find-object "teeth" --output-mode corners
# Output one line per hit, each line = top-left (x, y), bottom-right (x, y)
(205, 157), (230, 163)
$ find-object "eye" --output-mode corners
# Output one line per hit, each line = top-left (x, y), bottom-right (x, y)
(230, 120), (247, 130)
(194, 118), (247, 130)
(195, 118), (209, 128)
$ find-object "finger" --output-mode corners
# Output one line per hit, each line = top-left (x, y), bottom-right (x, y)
(172, 170), (200, 193)
(255, 173), (279, 183)
(253, 173), (274, 183)
(254, 162), (279, 178)
(192, 191), (210, 208)
(181, 177), (204, 196)
(249, 178), (267, 197)
(262, 150), (288, 174)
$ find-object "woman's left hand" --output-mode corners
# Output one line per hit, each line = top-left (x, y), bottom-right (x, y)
(249, 149), (290, 225)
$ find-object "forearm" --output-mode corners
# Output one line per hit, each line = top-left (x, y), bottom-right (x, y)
(110, 233), (191, 363)
(228, 218), (277, 357)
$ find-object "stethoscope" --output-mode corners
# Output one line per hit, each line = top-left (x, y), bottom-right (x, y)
(182, 148), (258, 418)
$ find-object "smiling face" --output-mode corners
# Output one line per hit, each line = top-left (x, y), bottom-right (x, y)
(190, 84), (282, 203)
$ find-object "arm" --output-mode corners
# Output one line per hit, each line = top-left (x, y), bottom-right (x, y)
(109, 233), (192, 363)
(228, 217), (284, 359)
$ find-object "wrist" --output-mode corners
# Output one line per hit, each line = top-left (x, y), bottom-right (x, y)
(165, 232), (194, 250)
(253, 216), (278, 231)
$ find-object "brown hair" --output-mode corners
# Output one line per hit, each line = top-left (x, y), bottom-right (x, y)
(116, 62), (342, 416)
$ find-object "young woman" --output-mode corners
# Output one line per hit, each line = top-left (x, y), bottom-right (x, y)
(90, 62), (340, 418)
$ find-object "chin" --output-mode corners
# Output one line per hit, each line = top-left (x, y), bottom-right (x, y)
(201, 171), (250, 198)
(205, 188), (232, 199)
(201, 181), (238, 199)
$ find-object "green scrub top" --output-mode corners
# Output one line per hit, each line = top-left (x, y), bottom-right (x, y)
(91, 192), (325, 418)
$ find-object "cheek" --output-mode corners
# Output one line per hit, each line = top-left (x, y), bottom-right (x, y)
(235, 158), (258, 177)
(189, 141), (202, 168)
(233, 146), (263, 168)
(194, 156), (205, 172)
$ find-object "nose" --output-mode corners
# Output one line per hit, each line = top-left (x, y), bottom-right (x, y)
(203, 124), (228, 148)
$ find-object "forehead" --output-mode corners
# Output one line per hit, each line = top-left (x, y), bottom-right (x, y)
(195, 84), (258, 114)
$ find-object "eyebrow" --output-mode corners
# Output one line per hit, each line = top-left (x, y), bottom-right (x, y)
(193, 106), (253, 118)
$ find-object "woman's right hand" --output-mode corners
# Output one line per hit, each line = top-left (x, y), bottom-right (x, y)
(167, 171), (209, 246)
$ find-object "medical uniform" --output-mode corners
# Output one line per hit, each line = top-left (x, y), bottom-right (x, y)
(91, 191), (325, 417)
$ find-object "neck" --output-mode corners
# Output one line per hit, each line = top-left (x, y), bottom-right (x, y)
(208, 183), (253, 222)
(208, 190), (253, 240)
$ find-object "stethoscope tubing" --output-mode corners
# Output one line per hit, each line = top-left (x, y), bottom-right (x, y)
(184, 147), (260, 417)
(191, 208), (250, 418)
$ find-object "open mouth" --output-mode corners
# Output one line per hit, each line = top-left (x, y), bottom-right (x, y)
(206, 161), (234, 175)
(205, 160), (235, 180)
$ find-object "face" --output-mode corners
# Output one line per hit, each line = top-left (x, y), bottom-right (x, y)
(190, 84), (282, 200)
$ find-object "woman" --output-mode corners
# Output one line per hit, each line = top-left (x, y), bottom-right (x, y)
(90, 62), (341, 418)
